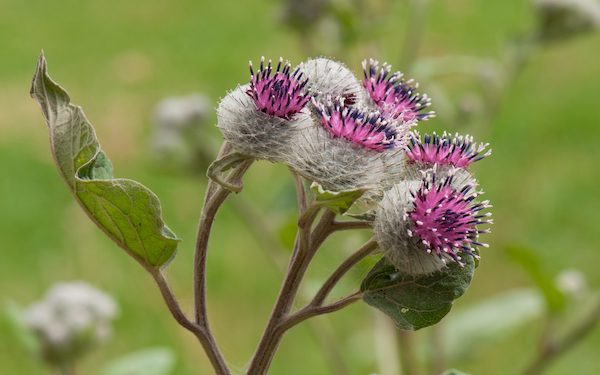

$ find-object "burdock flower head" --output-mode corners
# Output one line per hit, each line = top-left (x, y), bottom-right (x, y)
(299, 57), (367, 106)
(287, 97), (408, 192)
(374, 169), (492, 275)
(362, 58), (435, 123)
(217, 57), (313, 161)
(406, 131), (492, 169)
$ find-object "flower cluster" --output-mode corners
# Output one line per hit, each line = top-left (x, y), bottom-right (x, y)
(216, 56), (492, 275)
(24, 281), (118, 365)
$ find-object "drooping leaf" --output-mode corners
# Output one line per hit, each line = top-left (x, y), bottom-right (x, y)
(310, 182), (366, 214)
(30, 54), (179, 269)
(102, 347), (176, 375)
(360, 256), (474, 330)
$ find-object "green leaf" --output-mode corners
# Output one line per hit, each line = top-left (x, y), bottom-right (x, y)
(30, 54), (179, 269)
(310, 182), (366, 214)
(360, 257), (474, 330)
(102, 347), (176, 375)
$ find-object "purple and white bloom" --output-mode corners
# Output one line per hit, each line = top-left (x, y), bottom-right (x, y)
(313, 98), (399, 151)
(24, 281), (118, 364)
(217, 57), (313, 161)
(247, 57), (311, 119)
(406, 131), (491, 168)
(374, 169), (492, 275)
(299, 58), (367, 106)
(286, 98), (408, 193)
(362, 58), (435, 123)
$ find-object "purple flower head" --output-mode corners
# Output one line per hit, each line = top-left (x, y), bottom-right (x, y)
(407, 173), (492, 265)
(313, 98), (399, 151)
(362, 58), (435, 122)
(406, 132), (492, 168)
(246, 57), (311, 120)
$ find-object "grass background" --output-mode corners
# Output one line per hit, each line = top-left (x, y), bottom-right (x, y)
(1, 0), (599, 373)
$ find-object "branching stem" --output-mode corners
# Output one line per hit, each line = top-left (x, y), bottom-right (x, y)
(151, 270), (231, 375)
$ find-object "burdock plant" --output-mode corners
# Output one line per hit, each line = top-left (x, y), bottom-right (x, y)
(31, 53), (492, 375)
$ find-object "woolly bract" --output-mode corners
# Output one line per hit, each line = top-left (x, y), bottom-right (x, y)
(299, 58), (368, 106)
(217, 85), (313, 161)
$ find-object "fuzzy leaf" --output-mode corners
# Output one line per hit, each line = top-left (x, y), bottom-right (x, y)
(310, 182), (366, 214)
(360, 256), (474, 330)
(30, 54), (179, 269)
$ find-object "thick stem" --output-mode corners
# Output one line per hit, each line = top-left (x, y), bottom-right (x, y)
(194, 153), (253, 326)
(152, 270), (231, 375)
(247, 210), (336, 374)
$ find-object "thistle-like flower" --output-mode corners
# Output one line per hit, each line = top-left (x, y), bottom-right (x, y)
(286, 99), (407, 193)
(406, 131), (491, 168)
(217, 57), (313, 161)
(374, 169), (492, 275)
(313, 98), (399, 151)
(247, 57), (311, 119)
(362, 58), (435, 122)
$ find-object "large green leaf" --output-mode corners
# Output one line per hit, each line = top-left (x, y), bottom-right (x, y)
(361, 256), (474, 330)
(30, 54), (179, 269)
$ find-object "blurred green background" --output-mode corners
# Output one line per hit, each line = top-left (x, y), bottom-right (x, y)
(1, 0), (599, 374)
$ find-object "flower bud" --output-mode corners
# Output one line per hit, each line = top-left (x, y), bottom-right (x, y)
(299, 57), (367, 106)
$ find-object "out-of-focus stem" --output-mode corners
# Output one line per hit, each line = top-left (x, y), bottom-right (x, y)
(399, 0), (429, 72)
(522, 299), (600, 375)
(397, 330), (421, 375)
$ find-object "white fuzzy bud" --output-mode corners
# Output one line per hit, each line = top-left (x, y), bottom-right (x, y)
(299, 58), (368, 105)
(285, 123), (402, 193)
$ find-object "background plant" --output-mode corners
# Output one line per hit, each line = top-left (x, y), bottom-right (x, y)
(1, 0), (599, 374)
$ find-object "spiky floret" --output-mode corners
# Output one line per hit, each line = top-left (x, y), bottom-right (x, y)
(408, 171), (492, 263)
(362, 58), (435, 122)
(374, 169), (492, 275)
(217, 85), (313, 162)
(247, 57), (311, 119)
(313, 98), (399, 151)
(299, 58), (367, 106)
(406, 131), (491, 168)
